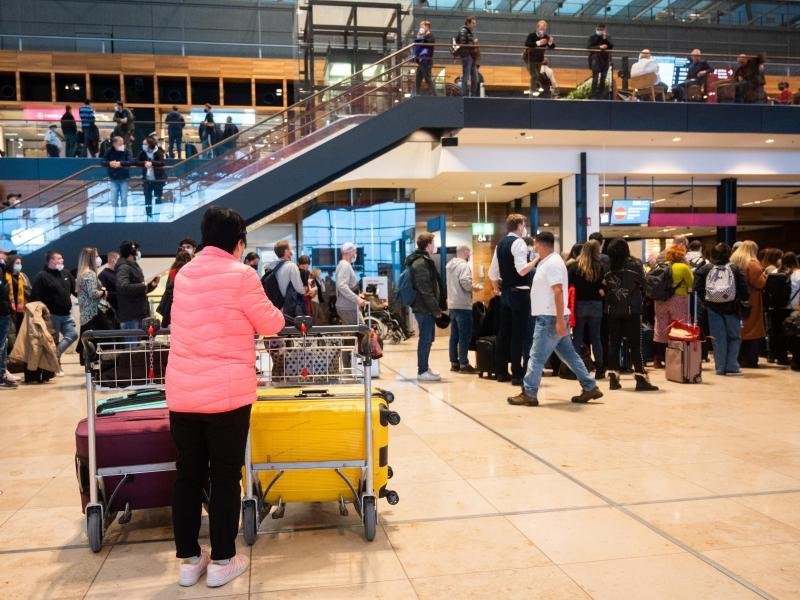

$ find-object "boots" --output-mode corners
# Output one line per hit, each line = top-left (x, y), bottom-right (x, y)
(609, 372), (621, 390)
(635, 373), (659, 391)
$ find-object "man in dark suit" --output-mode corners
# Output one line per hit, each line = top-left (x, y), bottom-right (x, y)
(524, 20), (555, 97)
(587, 24), (613, 100)
(674, 49), (712, 102)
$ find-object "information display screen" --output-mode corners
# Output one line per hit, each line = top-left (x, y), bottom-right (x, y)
(610, 200), (651, 226)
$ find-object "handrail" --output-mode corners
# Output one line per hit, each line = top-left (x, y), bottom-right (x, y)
(17, 43), (418, 208)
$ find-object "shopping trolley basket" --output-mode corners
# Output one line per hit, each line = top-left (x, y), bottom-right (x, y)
(243, 317), (400, 543)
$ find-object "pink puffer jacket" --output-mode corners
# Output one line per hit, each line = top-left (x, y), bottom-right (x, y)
(166, 246), (284, 414)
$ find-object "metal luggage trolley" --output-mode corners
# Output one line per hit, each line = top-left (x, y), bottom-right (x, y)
(80, 321), (172, 552)
(243, 317), (399, 543)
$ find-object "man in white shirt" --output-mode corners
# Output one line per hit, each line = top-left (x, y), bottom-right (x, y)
(270, 240), (307, 317)
(489, 214), (537, 385)
(508, 231), (604, 407)
(336, 242), (366, 325)
(630, 48), (659, 79)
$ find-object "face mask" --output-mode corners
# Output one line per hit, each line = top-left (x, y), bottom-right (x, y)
(0, 259), (5, 266)
(537, 30), (545, 36)
(55, 264), (64, 271)
(115, 145), (124, 152)
(596, 30), (603, 35)
(418, 28), (426, 35)
(13, 263), (22, 273)
(183, 247), (194, 256)
(95, 256), (102, 268)
(521, 227), (528, 238)
(135, 251), (142, 262)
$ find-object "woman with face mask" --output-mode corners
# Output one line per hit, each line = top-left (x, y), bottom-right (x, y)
(75, 246), (112, 366)
(137, 136), (167, 219)
(102, 135), (133, 220)
(6, 254), (31, 335)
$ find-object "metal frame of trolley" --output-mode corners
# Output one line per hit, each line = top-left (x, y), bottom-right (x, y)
(242, 317), (393, 543)
(80, 320), (171, 552)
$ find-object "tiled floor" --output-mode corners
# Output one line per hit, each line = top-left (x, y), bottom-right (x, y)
(1, 338), (800, 599)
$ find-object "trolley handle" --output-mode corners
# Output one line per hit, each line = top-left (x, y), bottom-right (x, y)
(294, 389), (334, 398)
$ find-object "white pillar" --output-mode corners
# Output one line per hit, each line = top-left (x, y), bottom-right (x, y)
(586, 173), (600, 238)
(560, 175), (576, 254)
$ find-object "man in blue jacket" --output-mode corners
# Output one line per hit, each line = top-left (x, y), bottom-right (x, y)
(413, 21), (436, 96)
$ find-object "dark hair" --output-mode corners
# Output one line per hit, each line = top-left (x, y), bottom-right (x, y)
(780, 251), (798, 272)
(119, 240), (139, 259)
(506, 213), (526, 232)
(200, 206), (246, 254)
(6, 193), (20, 200)
(569, 243), (583, 260)
(688, 240), (703, 252)
(170, 250), (192, 272)
(298, 255), (310, 265)
(172, 105), (179, 111)
(588, 231), (604, 244)
(607, 238), (631, 271)
(534, 231), (554, 247)
(274, 240), (291, 258)
(711, 242), (731, 264)
(417, 232), (435, 252)
(244, 252), (259, 263)
(465, 15), (476, 24)
(84, 99), (91, 104)
(179, 237), (197, 249)
(523, 236), (535, 246)
(761, 247), (783, 269)
(44, 250), (62, 264)
(596, 23), (606, 28)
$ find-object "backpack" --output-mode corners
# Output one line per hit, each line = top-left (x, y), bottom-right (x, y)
(644, 262), (677, 301)
(394, 263), (417, 307)
(704, 264), (737, 304)
(689, 256), (708, 271)
(764, 272), (792, 309)
(450, 35), (461, 57)
(261, 261), (286, 309)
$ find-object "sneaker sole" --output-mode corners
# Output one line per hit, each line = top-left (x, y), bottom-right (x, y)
(206, 563), (248, 588)
(179, 572), (205, 587)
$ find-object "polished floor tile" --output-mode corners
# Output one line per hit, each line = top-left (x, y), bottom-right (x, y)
(411, 566), (591, 600)
(733, 492), (800, 530)
(250, 579), (418, 599)
(467, 472), (603, 513)
(561, 553), (760, 600)
(665, 459), (800, 495)
(0, 547), (109, 600)
(629, 498), (800, 551)
(508, 507), (681, 564)
(379, 478), (498, 522)
(0, 506), (86, 550)
(704, 542), (800, 599)
(385, 516), (551, 578)
(567, 466), (713, 504)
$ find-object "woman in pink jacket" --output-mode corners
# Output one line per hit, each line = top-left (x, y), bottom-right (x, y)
(166, 206), (284, 588)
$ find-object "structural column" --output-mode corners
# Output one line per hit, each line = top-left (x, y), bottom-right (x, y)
(716, 178), (737, 246)
(560, 152), (599, 251)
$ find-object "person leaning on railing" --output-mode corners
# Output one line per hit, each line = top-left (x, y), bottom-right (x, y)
(524, 20), (556, 97)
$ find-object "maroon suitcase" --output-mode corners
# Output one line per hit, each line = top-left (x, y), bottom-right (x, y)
(75, 408), (177, 514)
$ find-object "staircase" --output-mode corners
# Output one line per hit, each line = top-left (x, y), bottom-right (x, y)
(5, 46), (458, 264)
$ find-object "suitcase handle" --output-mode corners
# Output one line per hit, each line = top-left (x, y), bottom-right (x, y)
(294, 389), (334, 398)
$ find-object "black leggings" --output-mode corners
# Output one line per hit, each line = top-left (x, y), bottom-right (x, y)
(170, 404), (251, 561)
(607, 314), (645, 374)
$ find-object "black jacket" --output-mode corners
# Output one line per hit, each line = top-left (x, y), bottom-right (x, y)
(687, 59), (712, 83)
(0, 265), (10, 316)
(604, 257), (645, 318)
(102, 147), (133, 180)
(32, 267), (75, 316)
(456, 25), (476, 58)
(165, 110), (185, 134)
(587, 33), (613, 69)
(524, 31), (555, 65)
(137, 147), (166, 180)
(407, 250), (446, 315)
(61, 112), (78, 135)
(568, 262), (607, 302)
(98, 267), (118, 310)
(115, 259), (151, 322)
(693, 261), (748, 315)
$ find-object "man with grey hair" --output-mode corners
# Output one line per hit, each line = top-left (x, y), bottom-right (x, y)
(336, 242), (366, 325)
(446, 245), (478, 373)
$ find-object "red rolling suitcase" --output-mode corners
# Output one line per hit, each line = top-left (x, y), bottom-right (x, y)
(75, 406), (176, 514)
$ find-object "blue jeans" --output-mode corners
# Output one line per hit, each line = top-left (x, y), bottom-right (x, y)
(707, 309), (742, 374)
(572, 300), (604, 370)
(523, 315), (597, 396)
(168, 133), (182, 158)
(449, 309), (472, 367)
(0, 315), (9, 373)
(461, 55), (478, 97)
(109, 179), (129, 210)
(414, 312), (435, 374)
(50, 314), (78, 357)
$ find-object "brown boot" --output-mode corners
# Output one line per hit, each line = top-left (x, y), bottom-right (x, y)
(507, 391), (539, 406)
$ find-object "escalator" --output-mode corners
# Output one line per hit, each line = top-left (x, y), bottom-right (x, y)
(7, 46), (460, 264)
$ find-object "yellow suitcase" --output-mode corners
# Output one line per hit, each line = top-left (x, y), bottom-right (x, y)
(247, 386), (399, 507)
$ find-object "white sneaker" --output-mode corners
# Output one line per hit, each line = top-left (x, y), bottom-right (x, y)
(56, 370), (65, 377)
(206, 554), (248, 588)
(178, 547), (211, 587)
(4, 371), (20, 382)
(417, 370), (441, 382)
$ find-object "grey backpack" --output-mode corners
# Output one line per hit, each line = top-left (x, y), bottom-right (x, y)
(705, 264), (736, 304)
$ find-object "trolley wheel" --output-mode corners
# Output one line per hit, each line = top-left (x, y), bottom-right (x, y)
(386, 410), (401, 426)
(385, 490), (400, 505)
(387, 466), (394, 479)
(362, 497), (377, 542)
(87, 507), (103, 553)
(242, 499), (258, 546)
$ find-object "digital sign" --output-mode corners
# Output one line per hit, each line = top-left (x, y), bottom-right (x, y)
(610, 200), (651, 226)
(471, 222), (495, 236)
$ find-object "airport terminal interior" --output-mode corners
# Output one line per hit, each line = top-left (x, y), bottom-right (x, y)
(0, 0), (800, 598)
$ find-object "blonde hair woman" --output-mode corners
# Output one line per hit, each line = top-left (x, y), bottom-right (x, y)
(75, 246), (111, 365)
(567, 239), (606, 378)
(731, 240), (766, 367)
(652, 244), (694, 369)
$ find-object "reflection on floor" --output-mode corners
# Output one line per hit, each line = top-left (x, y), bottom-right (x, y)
(1, 337), (800, 599)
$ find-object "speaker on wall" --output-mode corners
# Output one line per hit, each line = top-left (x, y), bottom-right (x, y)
(124, 75), (154, 103)
(90, 75), (120, 103)
(20, 72), (52, 102)
(0, 73), (15, 101)
(159, 77), (187, 105)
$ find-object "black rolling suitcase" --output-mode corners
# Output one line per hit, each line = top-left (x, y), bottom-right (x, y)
(476, 336), (496, 379)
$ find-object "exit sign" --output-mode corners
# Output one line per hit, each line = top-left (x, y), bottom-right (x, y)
(471, 223), (495, 236)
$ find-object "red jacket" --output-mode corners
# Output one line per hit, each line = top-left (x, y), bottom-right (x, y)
(166, 246), (284, 413)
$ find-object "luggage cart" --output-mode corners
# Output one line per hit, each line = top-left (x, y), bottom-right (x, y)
(242, 317), (399, 544)
(79, 321), (173, 552)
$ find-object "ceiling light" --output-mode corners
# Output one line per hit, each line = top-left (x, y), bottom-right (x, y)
(763, 198), (773, 203)
(470, 191), (477, 195)
(484, 183), (492, 188)
(624, 235), (630, 238)
(457, 196), (464, 200)
(652, 198), (666, 204)
(543, 222), (550, 227)
(602, 193), (609, 197)
(765, 138), (775, 144)
(525, 135), (533, 140)
(672, 137), (682, 142)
